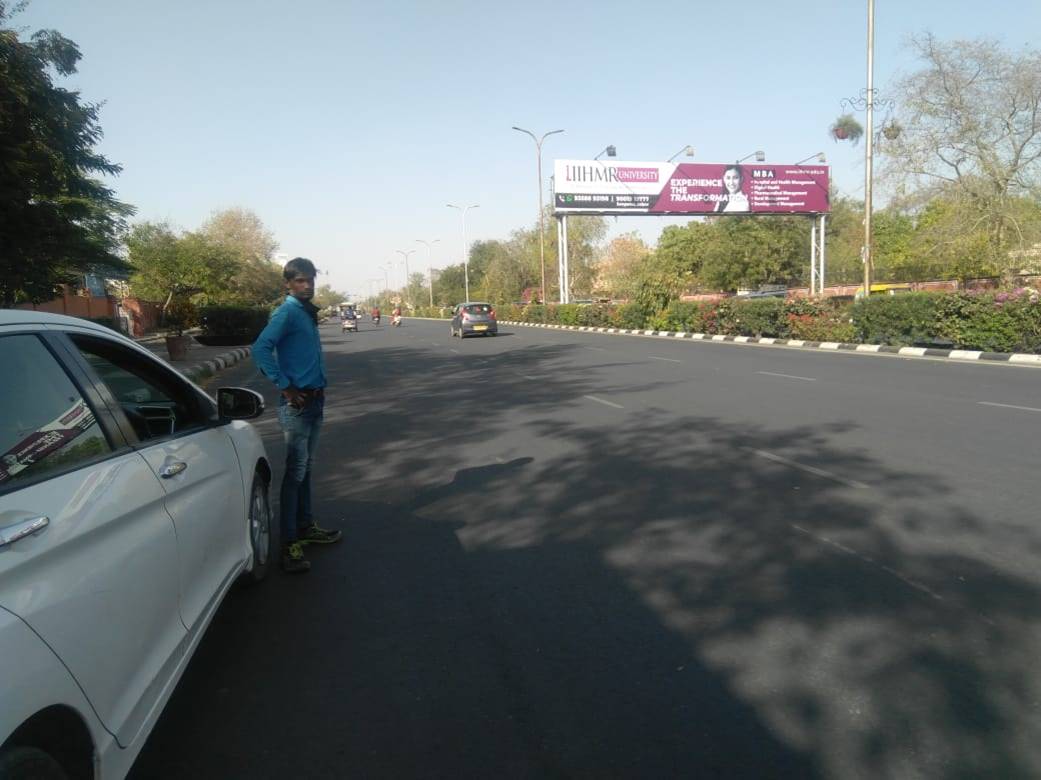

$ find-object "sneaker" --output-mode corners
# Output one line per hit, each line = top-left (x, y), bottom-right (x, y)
(281, 542), (311, 573)
(298, 523), (343, 545)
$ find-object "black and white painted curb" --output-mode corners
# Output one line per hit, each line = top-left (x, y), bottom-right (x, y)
(180, 346), (252, 383)
(498, 321), (1041, 366)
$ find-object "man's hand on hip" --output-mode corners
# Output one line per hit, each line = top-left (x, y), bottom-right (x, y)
(282, 386), (306, 409)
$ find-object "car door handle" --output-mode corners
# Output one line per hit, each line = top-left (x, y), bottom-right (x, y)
(159, 461), (188, 479)
(0, 516), (50, 549)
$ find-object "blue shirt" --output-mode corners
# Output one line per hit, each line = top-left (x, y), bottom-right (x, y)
(252, 296), (326, 390)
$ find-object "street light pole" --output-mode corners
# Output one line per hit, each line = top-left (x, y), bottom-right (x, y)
(736, 150), (766, 164)
(447, 203), (479, 301)
(396, 249), (416, 308)
(417, 239), (440, 307)
(367, 278), (381, 300)
(863, 0), (876, 298)
(513, 126), (564, 303)
(667, 145), (695, 163)
(795, 152), (826, 165)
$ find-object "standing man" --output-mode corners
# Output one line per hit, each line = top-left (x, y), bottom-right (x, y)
(253, 257), (342, 573)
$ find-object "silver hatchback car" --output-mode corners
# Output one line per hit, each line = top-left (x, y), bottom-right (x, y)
(450, 302), (498, 338)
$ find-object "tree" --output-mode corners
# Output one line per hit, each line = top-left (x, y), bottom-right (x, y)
(127, 222), (238, 314)
(0, 2), (134, 305)
(432, 264), (466, 306)
(473, 240), (523, 303)
(593, 233), (651, 300)
(555, 215), (608, 299)
(822, 196), (866, 285)
(697, 216), (807, 292)
(198, 208), (283, 305)
(508, 209), (608, 301)
(884, 35), (1041, 275)
(406, 271), (426, 307)
(312, 284), (348, 310)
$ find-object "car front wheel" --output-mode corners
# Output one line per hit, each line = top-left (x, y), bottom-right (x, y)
(242, 471), (271, 583)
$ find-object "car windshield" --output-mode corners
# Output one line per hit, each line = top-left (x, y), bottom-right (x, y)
(464, 304), (492, 314)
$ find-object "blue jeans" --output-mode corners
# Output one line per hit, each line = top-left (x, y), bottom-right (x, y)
(278, 395), (324, 544)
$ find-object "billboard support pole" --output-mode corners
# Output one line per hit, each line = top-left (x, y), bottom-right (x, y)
(819, 214), (828, 296)
(561, 215), (571, 304)
(810, 218), (818, 297)
(553, 218), (562, 304)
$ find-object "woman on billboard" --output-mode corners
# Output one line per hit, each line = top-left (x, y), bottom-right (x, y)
(714, 165), (749, 213)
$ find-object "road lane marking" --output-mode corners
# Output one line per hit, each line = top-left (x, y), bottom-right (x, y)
(648, 356), (682, 363)
(749, 449), (869, 490)
(585, 346), (607, 352)
(449, 349), (459, 354)
(757, 371), (817, 382)
(583, 395), (624, 409)
(789, 525), (946, 603)
(978, 401), (1041, 413)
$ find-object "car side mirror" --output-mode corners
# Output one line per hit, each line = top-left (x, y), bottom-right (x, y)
(216, 387), (265, 421)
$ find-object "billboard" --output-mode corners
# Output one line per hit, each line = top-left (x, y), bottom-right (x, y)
(553, 159), (830, 216)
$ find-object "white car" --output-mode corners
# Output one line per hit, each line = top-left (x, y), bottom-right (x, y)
(0, 311), (273, 779)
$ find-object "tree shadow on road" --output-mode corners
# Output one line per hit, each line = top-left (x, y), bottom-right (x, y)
(134, 335), (1041, 779)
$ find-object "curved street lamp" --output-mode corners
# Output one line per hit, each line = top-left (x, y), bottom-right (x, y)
(795, 152), (826, 165)
(395, 249), (416, 307)
(416, 239), (440, 306)
(667, 145), (695, 163)
(447, 204), (479, 301)
(593, 145), (617, 160)
(736, 150), (766, 164)
(513, 126), (564, 303)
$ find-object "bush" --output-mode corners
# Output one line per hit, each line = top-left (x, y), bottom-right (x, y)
(612, 302), (651, 329)
(197, 305), (269, 345)
(576, 304), (614, 327)
(523, 304), (546, 323)
(935, 290), (1041, 353)
(555, 304), (581, 325)
(727, 298), (789, 337)
(851, 293), (943, 346)
(649, 301), (699, 331)
(787, 313), (856, 342)
(473, 289), (1041, 353)
(412, 306), (451, 318)
(499, 304), (525, 321)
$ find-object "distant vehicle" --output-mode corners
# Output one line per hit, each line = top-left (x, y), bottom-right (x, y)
(0, 310), (271, 780)
(736, 287), (788, 299)
(870, 283), (913, 296)
(341, 307), (358, 332)
(451, 302), (498, 338)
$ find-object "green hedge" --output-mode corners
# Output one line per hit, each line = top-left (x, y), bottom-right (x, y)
(850, 294), (942, 346)
(934, 290), (1041, 353)
(496, 291), (1041, 353)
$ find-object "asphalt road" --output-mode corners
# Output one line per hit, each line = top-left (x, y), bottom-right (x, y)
(130, 317), (1041, 779)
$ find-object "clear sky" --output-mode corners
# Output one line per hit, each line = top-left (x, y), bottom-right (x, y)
(14, 0), (1041, 297)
